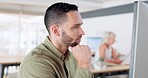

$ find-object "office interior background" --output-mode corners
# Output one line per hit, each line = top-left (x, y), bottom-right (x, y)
(0, 0), (146, 78)
(0, 0), (134, 55)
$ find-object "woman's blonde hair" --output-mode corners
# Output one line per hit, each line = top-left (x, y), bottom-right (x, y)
(102, 31), (116, 43)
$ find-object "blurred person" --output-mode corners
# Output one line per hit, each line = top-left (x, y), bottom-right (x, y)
(99, 31), (122, 64)
(17, 2), (93, 78)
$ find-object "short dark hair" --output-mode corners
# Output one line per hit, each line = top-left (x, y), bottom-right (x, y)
(44, 2), (78, 34)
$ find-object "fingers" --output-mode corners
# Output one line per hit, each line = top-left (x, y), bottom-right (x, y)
(71, 45), (91, 57)
(70, 45), (92, 69)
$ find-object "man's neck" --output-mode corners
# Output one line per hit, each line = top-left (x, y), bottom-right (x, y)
(48, 36), (68, 54)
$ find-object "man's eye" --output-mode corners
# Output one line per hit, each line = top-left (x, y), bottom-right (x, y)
(73, 26), (78, 28)
(73, 27), (77, 28)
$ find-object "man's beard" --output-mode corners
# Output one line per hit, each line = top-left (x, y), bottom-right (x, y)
(61, 31), (80, 47)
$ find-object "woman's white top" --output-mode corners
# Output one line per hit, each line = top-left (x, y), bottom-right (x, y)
(105, 46), (112, 59)
(94, 46), (112, 61)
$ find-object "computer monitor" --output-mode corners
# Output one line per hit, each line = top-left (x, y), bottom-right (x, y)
(129, 1), (148, 78)
(87, 37), (102, 52)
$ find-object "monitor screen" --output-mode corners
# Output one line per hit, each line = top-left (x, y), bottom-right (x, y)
(87, 37), (102, 52)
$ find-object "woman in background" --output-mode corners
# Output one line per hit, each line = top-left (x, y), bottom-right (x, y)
(99, 31), (122, 64)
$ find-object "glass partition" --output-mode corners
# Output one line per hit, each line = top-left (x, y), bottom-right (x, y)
(0, 13), (47, 55)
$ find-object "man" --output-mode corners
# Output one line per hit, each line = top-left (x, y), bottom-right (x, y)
(17, 2), (93, 78)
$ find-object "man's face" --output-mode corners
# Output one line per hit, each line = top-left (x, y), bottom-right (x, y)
(60, 11), (85, 47)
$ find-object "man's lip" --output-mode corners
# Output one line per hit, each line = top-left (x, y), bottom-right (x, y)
(77, 36), (82, 40)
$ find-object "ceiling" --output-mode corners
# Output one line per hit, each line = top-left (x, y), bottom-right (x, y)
(0, 0), (134, 15)
(0, 0), (134, 29)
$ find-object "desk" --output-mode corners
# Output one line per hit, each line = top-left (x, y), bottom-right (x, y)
(0, 55), (24, 78)
(90, 64), (129, 78)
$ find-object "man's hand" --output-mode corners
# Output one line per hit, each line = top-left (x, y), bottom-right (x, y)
(71, 45), (92, 69)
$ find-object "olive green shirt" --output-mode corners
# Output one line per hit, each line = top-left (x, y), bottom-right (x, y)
(17, 37), (93, 78)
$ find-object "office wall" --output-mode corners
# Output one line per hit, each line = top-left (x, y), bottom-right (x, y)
(81, 13), (133, 54)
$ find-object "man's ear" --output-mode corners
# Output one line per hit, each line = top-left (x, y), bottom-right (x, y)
(50, 25), (60, 36)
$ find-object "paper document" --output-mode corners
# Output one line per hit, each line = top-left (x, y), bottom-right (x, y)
(120, 52), (131, 64)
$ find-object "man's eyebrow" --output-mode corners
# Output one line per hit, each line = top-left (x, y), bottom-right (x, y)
(74, 23), (83, 26)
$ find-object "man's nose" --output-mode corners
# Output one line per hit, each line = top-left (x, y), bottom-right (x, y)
(79, 27), (85, 35)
